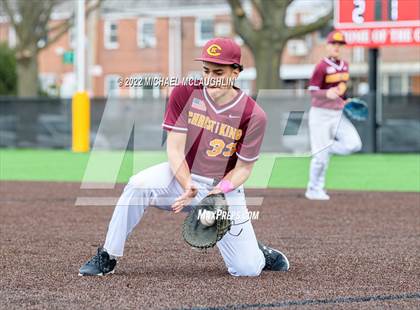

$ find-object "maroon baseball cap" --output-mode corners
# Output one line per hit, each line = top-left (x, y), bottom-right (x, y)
(327, 30), (346, 45)
(195, 37), (242, 65)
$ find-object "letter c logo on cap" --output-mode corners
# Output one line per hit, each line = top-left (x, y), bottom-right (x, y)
(333, 32), (344, 42)
(207, 44), (222, 56)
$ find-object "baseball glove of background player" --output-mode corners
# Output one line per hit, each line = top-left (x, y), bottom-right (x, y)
(182, 193), (231, 249)
(343, 98), (368, 121)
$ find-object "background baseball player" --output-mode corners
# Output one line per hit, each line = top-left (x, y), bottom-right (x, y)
(79, 38), (289, 277)
(306, 30), (362, 200)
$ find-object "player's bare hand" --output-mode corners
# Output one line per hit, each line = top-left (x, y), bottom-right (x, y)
(172, 184), (198, 213)
(207, 187), (223, 196)
(326, 87), (340, 100)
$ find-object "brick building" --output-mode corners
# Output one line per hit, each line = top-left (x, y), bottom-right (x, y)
(0, 0), (419, 98)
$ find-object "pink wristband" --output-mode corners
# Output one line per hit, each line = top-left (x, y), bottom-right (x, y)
(217, 180), (235, 193)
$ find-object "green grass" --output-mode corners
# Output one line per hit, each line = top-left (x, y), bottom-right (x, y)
(0, 149), (419, 192)
(267, 154), (420, 192)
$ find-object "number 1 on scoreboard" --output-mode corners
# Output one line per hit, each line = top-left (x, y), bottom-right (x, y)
(389, 0), (398, 21)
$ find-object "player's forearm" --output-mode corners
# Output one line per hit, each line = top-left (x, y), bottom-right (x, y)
(166, 131), (192, 189)
(219, 161), (254, 191)
(310, 89), (328, 99)
(167, 147), (192, 190)
(171, 158), (192, 189)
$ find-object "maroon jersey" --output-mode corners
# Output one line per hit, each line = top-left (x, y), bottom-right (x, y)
(163, 84), (267, 179)
(308, 57), (350, 110)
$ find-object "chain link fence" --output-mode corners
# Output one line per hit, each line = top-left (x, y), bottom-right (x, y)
(0, 95), (419, 152)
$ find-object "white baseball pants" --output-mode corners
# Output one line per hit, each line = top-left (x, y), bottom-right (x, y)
(103, 162), (265, 277)
(307, 106), (362, 191)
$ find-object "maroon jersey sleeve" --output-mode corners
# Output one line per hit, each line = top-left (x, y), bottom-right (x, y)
(162, 85), (190, 133)
(236, 103), (267, 162)
(308, 62), (325, 91)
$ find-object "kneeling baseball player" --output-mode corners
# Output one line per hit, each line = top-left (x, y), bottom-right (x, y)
(79, 38), (289, 277)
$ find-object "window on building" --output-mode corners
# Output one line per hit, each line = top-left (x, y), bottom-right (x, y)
(128, 75), (143, 99)
(138, 18), (156, 48)
(287, 39), (308, 56)
(388, 75), (402, 95)
(352, 47), (365, 63)
(129, 74), (160, 100)
(409, 75), (420, 95)
(195, 18), (214, 46)
(105, 75), (121, 97)
(104, 20), (119, 49)
(40, 73), (58, 96)
(215, 22), (231, 37)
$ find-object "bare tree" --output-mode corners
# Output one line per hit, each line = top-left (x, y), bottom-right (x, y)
(227, 0), (332, 91)
(0, 0), (101, 97)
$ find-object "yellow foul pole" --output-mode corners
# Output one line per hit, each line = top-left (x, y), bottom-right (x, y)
(72, 91), (90, 152)
(72, 0), (90, 152)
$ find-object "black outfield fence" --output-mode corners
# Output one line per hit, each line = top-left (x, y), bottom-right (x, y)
(0, 95), (419, 152)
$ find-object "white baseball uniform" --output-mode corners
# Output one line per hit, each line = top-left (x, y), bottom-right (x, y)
(103, 162), (265, 276)
(307, 57), (362, 192)
(103, 84), (268, 276)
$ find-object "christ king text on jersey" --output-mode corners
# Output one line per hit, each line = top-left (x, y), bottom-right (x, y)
(188, 111), (243, 141)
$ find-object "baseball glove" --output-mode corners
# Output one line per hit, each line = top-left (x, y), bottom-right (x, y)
(182, 193), (232, 249)
(343, 98), (368, 121)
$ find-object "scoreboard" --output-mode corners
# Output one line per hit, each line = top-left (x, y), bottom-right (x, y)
(334, 0), (420, 46)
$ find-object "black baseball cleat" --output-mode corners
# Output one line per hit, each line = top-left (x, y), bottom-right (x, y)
(78, 247), (117, 276)
(258, 241), (290, 271)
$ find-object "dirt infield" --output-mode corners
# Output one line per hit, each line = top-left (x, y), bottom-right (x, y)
(1, 181), (419, 309)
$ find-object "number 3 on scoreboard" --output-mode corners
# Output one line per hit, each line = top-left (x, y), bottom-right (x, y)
(206, 138), (237, 157)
